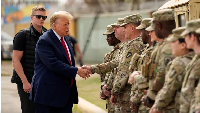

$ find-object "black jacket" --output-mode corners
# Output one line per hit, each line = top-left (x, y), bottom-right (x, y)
(11, 24), (47, 84)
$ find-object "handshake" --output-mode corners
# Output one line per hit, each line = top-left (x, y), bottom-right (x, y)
(77, 65), (93, 79)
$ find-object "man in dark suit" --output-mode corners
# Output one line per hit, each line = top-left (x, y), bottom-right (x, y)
(30, 11), (90, 113)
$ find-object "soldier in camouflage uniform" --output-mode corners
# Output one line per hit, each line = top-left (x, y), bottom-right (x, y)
(150, 27), (195, 113)
(84, 14), (145, 113)
(142, 9), (175, 108)
(128, 18), (152, 113)
(179, 19), (200, 113)
(100, 24), (121, 113)
(103, 18), (127, 113)
(193, 27), (200, 113)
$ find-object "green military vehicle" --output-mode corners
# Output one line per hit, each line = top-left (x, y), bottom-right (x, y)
(159, 0), (200, 27)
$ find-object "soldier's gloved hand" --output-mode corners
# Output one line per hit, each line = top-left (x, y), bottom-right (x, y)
(102, 85), (111, 97)
(100, 90), (107, 100)
(110, 95), (117, 105)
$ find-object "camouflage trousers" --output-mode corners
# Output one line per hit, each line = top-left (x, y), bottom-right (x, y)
(117, 85), (135, 113)
(107, 97), (115, 113)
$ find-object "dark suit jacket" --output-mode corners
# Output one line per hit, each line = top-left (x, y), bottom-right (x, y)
(30, 29), (78, 107)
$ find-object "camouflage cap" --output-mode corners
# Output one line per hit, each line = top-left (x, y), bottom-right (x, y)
(136, 18), (153, 30)
(103, 25), (114, 35)
(120, 14), (142, 27)
(111, 18), (124, 27)
(152, 9), (174, 21)
(196, 28), (200, 34)
(181, 19), (200, 36)
(167, 27), (186, 42)
(145, 20), (154, 31)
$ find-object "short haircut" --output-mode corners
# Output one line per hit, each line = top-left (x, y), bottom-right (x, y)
(50, 11), (73, 27)
(31, 6), (46, 15)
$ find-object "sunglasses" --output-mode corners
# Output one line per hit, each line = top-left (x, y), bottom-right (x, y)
(33, 15), (47, 20)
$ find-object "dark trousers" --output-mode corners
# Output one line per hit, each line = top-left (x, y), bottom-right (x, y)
(17, 84), (35, 113)
(35, 102), (73, 113)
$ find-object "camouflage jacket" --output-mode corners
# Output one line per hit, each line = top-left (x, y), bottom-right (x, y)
(154, 52), (195, 111)
(180, 53), (200, 113)
(91, 41), (128, 74)
(111, 36), (145, 96)
(129, 44), (153, 72)
(194, 79), (200, 111)
(100, 43), (121, 83)
(147, 37), (175, 101)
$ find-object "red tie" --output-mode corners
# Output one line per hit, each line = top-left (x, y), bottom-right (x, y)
(60, 37), (73, 87)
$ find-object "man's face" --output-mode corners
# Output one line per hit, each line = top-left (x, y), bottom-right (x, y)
(106, 34), (113, 46)
(114, 26), (125, 40)
(53, 16), (70, 37)
(124, 24), (132, 39)
(153, 21), (162, 39)
(31, 11), (46, 27)
(141, 29), (148, 44)
(149, 31), (158, 42)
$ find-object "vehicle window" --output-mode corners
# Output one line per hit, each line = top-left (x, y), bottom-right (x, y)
(1, 32), (13, 41)
(178, 14), (185, 27)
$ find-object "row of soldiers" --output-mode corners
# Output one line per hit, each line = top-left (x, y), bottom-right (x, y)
(83, 8), (200, 113)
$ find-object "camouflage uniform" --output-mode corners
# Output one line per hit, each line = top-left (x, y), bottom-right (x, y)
(153, 27), (195, 113)
(145, 9), (175, 102)
(129, 18), (153, 113)
(194, 28), (200, 112)
(100, 25), (121, 113)
(92, 14), (145, 113)
(179, 19), (200, 113)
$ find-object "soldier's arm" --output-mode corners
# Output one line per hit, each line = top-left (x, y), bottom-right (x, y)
(147, 43), (174, 100)
(91, 59), (119, 74)
(194, 80), (200, 111)
(154, 60), (185, 111)
(180, 61), (200, 113)
(111, 46), (140, 95)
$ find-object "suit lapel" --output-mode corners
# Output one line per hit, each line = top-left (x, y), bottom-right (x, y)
(49, 29), (71, 65)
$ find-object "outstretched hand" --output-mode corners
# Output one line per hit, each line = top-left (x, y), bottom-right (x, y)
(78, 67), (91, 79)
(82, 65), (92, 73)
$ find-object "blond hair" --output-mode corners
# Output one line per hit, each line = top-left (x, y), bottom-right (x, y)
(50, 11), (73, 27)
(31, 6), (46, 15)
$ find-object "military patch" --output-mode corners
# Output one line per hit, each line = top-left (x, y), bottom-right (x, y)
(126, 52), (132, 58)
(164, 57), (172, 66)
(169, 68), (177, 78)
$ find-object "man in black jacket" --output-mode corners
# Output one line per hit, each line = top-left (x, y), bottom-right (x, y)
(11, 6), (47, 113)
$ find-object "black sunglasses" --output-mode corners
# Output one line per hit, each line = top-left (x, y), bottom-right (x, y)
(33, 15), (47, 20)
